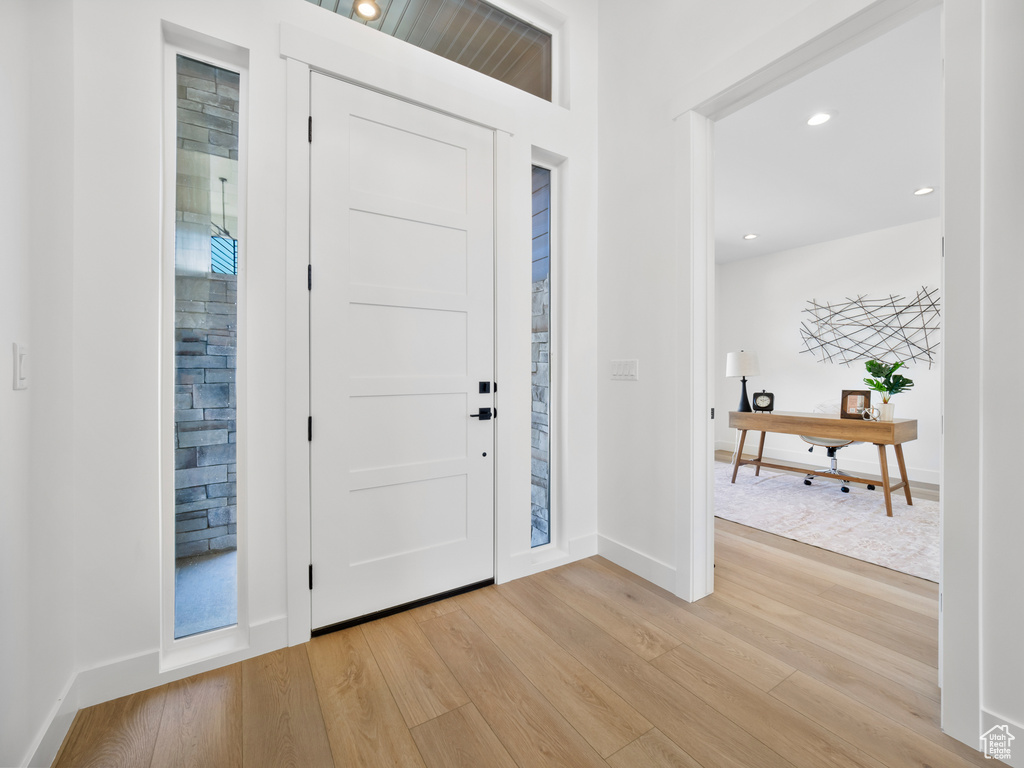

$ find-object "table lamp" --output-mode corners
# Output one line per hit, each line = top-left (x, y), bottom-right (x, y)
(726, 350), (760, 412)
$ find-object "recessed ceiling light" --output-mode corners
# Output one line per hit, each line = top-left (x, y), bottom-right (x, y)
(807, 113), (831, 126)
(743, 234), (758, 240)
(914, 187), (935, 196)
(354, 0), (381, 20)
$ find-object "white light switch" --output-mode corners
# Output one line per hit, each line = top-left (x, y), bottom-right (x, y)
(12, 343), (27, 390)
(610, 359), (639, 381)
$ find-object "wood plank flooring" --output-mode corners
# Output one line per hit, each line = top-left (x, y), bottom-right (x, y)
(55, 519), (999, 767)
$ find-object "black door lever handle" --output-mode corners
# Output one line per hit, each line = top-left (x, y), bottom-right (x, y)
(470, 407), (494, 420)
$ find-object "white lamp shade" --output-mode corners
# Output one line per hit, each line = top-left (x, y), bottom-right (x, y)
(726, 350), (760, 378)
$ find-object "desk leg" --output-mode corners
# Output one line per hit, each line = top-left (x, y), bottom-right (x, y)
(894, 444), (913, 506)
(754, 431), (766, 476)
(732, 430), (748, 483)
(877, 444), (893, 517)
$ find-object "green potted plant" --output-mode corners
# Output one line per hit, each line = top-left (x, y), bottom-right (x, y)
(863, 360), (914, 421)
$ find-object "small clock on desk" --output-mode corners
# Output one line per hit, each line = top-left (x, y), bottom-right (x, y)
(752, 390), (775, 413)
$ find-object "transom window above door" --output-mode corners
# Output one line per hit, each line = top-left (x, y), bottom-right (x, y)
(305, 0), (552, 101)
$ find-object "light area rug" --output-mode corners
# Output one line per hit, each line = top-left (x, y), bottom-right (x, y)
(714, 462), (939, 582)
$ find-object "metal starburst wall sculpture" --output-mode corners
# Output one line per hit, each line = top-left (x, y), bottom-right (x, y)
(799, 286), (941, 368)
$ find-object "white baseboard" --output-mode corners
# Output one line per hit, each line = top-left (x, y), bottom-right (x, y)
(570, 532), (599, 559)
(22, 675), (77, 768)
(28, 616), (288, 768)
(714, 440), (939, 487)
(498, 532), (599, 584)
(980, 709), (1024, 767)
(597, 534), (676, 593)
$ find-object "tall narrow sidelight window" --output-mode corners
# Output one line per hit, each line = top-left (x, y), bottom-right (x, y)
(531, 166), (551, 547)
(172, 55), (241, 638)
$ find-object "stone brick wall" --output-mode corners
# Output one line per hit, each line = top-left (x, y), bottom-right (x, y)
(175, 274), (237, 558)
(531, 276), (550, 546)
(173, 55), (240, 560)
(177, 56), (239, 161)
(175, 56), (239, 275)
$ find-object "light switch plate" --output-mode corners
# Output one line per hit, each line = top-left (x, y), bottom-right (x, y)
(610, 359), (639, 381)
(12, 343), (27, 390)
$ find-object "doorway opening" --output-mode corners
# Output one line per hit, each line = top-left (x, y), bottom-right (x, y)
(710, 8), (942, 583)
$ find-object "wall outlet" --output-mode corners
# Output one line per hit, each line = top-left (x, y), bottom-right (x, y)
(610, 359), (639, 381)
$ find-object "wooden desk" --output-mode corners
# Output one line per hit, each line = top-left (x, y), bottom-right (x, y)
(728, 411), (918, 517)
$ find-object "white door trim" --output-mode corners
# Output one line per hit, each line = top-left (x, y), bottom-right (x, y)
(281, 24), (518, 137)
(285, 56), (314, 648)
(673, 110), (715, 603)
(669, 0), (941, 124)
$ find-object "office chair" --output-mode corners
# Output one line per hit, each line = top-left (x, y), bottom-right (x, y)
(799, 403), (876, 494)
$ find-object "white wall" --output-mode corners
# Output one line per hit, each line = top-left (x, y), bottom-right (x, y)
(715, 218), (942, 484)
(28, 0), (79, 763)
(595, 0), (872, 590)
(595, 1), (679, 584)
(1, 2), (80, 766)
(0, 2), (38, 762)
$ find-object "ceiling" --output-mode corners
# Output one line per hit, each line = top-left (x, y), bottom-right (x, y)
(714, 7), (942, 263)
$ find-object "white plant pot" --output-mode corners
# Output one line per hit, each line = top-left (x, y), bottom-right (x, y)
(878, 402), (895, 422)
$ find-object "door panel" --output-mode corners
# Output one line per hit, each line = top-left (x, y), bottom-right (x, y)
(310, 75), (495, 629)
(349, 212), (468, 294)
(347, 475), (468, 565)
(348, 117), (469, 212)
(347, 304), (468, 377)
(348, 394), (467, 471)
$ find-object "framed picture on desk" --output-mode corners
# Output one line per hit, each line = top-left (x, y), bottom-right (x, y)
(841, 389), (871, 419)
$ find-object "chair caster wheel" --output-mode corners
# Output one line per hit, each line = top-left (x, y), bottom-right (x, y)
(804, 479), (812, 486)
(841, 486), (850, 493)
(867, 484), (875, 490)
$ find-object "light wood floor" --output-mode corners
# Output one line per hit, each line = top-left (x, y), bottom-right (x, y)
(55, 519), (995, 768)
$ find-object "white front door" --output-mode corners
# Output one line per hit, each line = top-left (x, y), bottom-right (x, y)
(309, 74), (495, 630)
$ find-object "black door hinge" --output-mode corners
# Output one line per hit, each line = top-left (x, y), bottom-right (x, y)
(308, 564), (313, 590)
(308, 115), (313, 143)
(308, 416), (312, 441)
(308, 264), (312, 290)
(711, 408), (715, 419)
